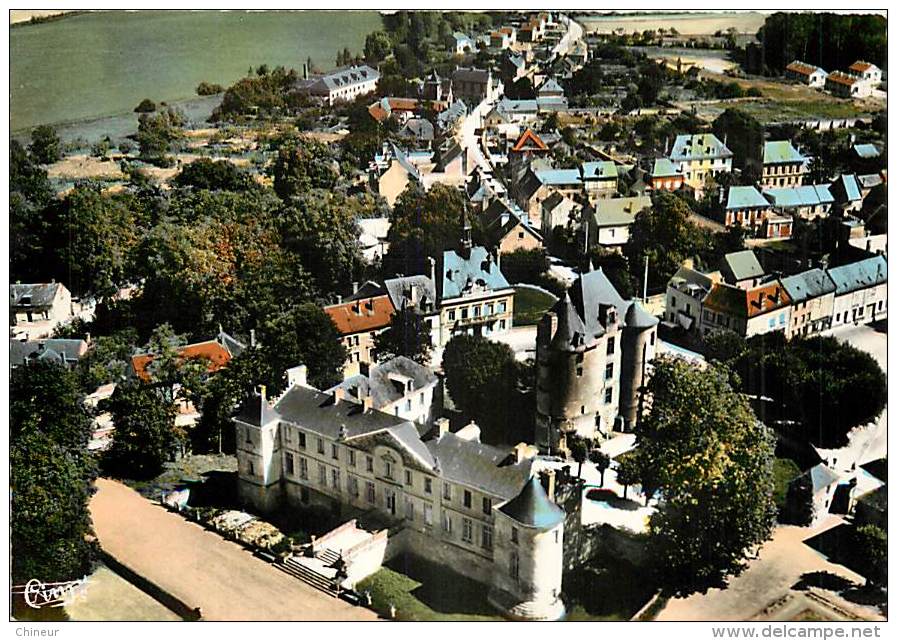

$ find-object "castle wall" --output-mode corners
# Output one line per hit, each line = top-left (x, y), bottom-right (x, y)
(619, 325), (656, 430)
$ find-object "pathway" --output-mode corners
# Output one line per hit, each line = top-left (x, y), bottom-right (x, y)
(90, 478), (378, 621)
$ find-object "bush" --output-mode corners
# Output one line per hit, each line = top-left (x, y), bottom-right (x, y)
(196, 81), (225, 96)
(135, 98), (157, 113)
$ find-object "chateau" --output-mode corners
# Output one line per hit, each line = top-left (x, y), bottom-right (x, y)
(535, 269), (658, 452)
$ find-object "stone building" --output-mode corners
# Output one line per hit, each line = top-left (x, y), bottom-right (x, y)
(323, 294), (396, 376)
(234, 369), (566, 620)
(10, 282), (73, 326)
(759, 141), (807, 189)
(669, 133), (733, 191)
(535, 268), (658, 453)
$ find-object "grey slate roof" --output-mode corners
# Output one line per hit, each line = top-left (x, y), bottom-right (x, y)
(42, 339), (88, 362)
(9, 340), (40, 366)
(301, 64), (380, 93)
(400, 118), (435, 141)
(384, 275), (437, 313)
(827, 256), (887, 295)
(670, 133), (733, 162)
(326, 356), (438, 409)
(721, 250), (764, 282)
(426, 432), (533, 500)
(439, 246), (511, 301)
(780, 269), (836, 302)
(498, 475), (565, 528)
(10, 283), (64, 309)
(548, 268), (656, 352)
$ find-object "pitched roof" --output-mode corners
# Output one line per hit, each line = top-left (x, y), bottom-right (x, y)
(439, 246), (511, 300)
(10, 283), (65, 309)
(762, 184), (834, 208)
(786, 60), (826, 77)
(498, 476), (565, 529)
(427, 432), (533, 499)
(581, 161), (618, 180)
(651, 158), (683, 178)
(326, 356), (438, 409)
(305, 64), (379, 93)
(512, 128), (549, 152)
(726, 186), (770, 210)
(324, 295), (395, 335)
(399, 118), (435, 141)
(763, 140), (806, 165)
(703, 281), (791, 318)
(830, 174), (862, 203)
(591, 196), (651, 227)
(383, 275), (437, 313)
(537, 77), (564, 96)
(41, 338), (89, 362)
(721, 250), (764, 282)
(780, 268), (836, 302)
(853, 143), (881, 159)
(131, 339), (233, 382)
(848, 60), (876, 73)
(9, 339), (40, 366)
(452, 67), (491, 84)
(826, 71), (859, 87)
(670, 133), (733, 162)
(826, 255), (887, 295)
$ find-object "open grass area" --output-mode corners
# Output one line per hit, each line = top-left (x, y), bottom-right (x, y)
(514, 287), (557, 326)
(356, 555), (503, 621)
(563, 551), (658, 621)
(736, 99), (876, 124)
(772, 458), (802, 511)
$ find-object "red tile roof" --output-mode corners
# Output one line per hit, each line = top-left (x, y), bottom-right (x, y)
(826, 71), (858, 87)
(324, 295), (395, 336)
(131, 340), (233, 382)
(786, 61), (818, 77)
(849, 61), (874, 73)
(511, 128), (549, 152)
(703, 282), (791, 319)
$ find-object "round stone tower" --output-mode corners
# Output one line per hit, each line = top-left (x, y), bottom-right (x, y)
(619, 300), (659, 431)
(488, 476), (566, 621)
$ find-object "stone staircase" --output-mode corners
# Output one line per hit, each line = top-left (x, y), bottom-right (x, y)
(316, 548), (341, 567)
(279, 555), (338, 595)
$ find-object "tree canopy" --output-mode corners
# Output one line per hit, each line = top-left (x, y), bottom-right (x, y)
(29, 124), (62, 165)
(373, 307), (432, 364)
(627, 357), (777, 596)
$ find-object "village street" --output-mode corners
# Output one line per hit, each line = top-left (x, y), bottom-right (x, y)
(89, 478), (378, 621)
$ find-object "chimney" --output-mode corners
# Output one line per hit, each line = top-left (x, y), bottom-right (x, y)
(336, 294), (343, 305)
(287, 365), (308, 388)
(436, 417), (451, 438)
(352, 281), (359, 294)
(428, 256), (436, 285)
(540, 468), (557, 502)
(362, 396), (374, 413)
(333, 387), (345, 404)
(513, 442), (534, 463)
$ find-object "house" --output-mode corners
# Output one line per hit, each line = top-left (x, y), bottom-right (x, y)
(784, 60), (827, 88)
(295, 64), (380, 106)
(358, 217), (390, 263)
(535, 268), (658, 447)
(369, 143), (422, 207)
(452, 67), (497, 104)
(323, 295), (396, 376)
(501, 51), (528, 82)
(436, 99), (467, 134)
(720, 250), (765, 289)
(10, 282), (73, 328)
(483, 204), (544, 255)
(325, 357), (439, 426)
(828, 174), (864, 213)
(648, 158), (685, 191)
(234, 378), (566, 620)
(10, 337), (90, 369)
(825, 71), (872, 98)
(420, 70), (454, 103)
(447, 31), (476, 55)
(762, 184), (834, 220)
(723, 186), (774, 233)
(780, 268), (837, 338)
(536, 77), (565, 100)
(518, 18), (544, 43)
(585, 195), (651, 250)
(857, 172), (885, 199)
(398, 118), (435, 145)
(509, 128), (550, 159)
(436, 237), (515, 347)
(665, 265), (719, 332)
(760, 140), (807, 188)
(847, 61), (882, 86)
(827, 255), (887, 328)
(368, 96), (449, 125)
(669, 133), (733, 191)
(700, 280), (792, 338)
(853, 143), (881, 161)
(378, 274), (441, 349)
(130, 333), (242, 383)
(540, 192), (580, 238)
(489, 27), (516, 49)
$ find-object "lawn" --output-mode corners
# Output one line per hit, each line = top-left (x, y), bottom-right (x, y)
(736, 99), (875, 124)
(563, 551), (658, 621)
(513, 287), (557, 326)
(772, 457), (802, 511)
(356, 555), (503, 621)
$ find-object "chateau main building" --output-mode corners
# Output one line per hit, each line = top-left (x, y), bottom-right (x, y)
(235, 366), (566, 620)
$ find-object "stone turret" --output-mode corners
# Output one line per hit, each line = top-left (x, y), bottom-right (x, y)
(619, 300), (659, 430)
(488, 476), (565, 620)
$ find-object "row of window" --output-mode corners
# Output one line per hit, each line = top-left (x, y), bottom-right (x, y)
(447, 299), (508, 322)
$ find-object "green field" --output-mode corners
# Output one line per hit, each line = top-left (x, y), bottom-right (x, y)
(513, 287), (557, 326)
(736, 99), (875, 124)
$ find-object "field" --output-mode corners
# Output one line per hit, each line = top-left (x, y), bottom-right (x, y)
(580, 12), (765, 36)
(513, 287), (557, 326)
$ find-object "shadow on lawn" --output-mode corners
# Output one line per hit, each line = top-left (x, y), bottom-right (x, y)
(386, 554), (498, 618)
(563, 552), (657, 621)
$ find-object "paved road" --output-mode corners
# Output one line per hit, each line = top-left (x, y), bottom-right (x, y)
(90, 478), (378, 621)
(655, 517), (874, 621)
(552, 15), (584, 60)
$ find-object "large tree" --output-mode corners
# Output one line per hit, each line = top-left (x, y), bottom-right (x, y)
(102, 384), (180, 479)
(712, 108), (763, 171)
(384, 182), (470, 277)
(271, 136), (339, 201)
(10, 140), (54, 282)
(29, 124), (62, 165)
(441, 334), (532, 444)
(11, 362), (97, 584)
(174, 158), (257, 192)
(629, 357), (777, 596)
(373, 307), (432, 364)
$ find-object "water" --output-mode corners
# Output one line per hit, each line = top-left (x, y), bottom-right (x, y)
(10, 10), (382, 133)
